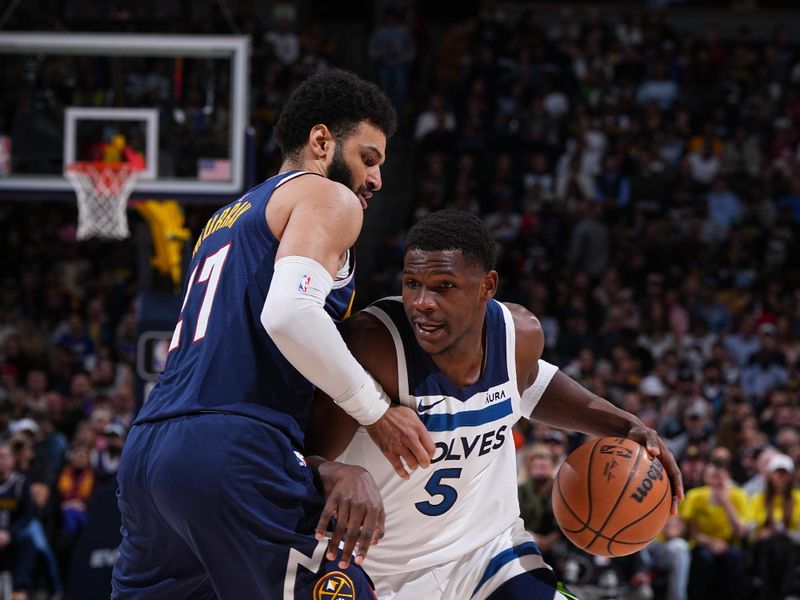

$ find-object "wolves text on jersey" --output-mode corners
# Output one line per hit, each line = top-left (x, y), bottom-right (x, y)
(431, 424), (508, 464)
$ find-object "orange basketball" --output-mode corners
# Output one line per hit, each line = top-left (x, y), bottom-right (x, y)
(552, 436), (672, 557)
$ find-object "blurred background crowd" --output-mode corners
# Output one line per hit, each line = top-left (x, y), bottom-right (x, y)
(1, 1), (800, 598)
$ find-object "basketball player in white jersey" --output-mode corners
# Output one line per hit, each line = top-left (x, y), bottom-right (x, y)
(308, 210), (683, 600)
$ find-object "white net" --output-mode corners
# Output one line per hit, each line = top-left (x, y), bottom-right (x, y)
(65, 162), (141, 240)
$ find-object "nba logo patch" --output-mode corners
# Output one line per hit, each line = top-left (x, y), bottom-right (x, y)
(298, 274), (311, 293)
(293, 450), (307, 467)
(313, 571), (355, 600)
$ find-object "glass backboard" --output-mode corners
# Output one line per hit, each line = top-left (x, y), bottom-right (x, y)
(0, 33), (249, 197)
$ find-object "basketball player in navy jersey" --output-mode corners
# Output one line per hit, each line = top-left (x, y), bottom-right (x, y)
(112, 70), (435, 599)
(309, 210), (684, 599)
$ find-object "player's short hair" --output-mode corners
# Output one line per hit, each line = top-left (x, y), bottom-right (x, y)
(274, 69), (397, 158)
(405, 210), (497, 271)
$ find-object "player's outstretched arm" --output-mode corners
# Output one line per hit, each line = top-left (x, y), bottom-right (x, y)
(507, 303), (684, 514)
(534, 372), (684, 513)
(262, 177), (433, 473)
(306, 456), (384, 569)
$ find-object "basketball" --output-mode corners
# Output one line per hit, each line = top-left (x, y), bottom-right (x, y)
(552, 436), (672, 557)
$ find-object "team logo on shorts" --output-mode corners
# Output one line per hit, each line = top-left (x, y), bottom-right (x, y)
(298, 274), (311, 293)
(313, 571), (355, 600)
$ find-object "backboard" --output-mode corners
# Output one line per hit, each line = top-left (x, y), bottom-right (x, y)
(64, 107), (159, 180)
(0, 33), (249, 198)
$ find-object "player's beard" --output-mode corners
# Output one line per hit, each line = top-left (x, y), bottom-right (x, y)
(326, 144), (358, 194)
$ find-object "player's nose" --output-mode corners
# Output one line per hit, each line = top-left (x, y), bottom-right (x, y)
(366, 167), (382, 193)
(412, 288), (436, 312)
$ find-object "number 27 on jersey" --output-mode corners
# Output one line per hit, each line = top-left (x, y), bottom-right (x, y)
(169, 243), (231, 351)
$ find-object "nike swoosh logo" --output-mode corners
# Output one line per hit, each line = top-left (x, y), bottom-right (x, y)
(418, 398), (446, 412)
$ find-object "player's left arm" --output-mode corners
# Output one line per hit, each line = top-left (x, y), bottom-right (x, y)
(507, 303), (684, 513)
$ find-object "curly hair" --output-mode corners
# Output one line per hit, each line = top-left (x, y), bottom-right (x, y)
(274, 69), (397, 158)
(405, 210), (497, 271)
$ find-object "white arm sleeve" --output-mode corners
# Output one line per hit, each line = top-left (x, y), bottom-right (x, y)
(520, 360), (559, 418)
(261, 255), (389, 426)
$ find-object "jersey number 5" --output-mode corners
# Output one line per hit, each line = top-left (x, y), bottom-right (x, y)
(169, 243), (231, 351)
(415, 468), (462, 516)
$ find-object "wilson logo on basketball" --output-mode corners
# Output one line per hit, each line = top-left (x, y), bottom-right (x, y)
(630, 460), (665, 503)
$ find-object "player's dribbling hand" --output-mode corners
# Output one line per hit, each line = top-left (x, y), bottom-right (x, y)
(314, 461), (385, 569)
(365, 405), (435, 479)
(626, 424), (685, 515)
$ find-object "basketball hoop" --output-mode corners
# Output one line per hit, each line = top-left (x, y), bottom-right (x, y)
(65, 161), (142, 240)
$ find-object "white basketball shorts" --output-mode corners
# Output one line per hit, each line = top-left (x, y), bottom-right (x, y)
(371, 519), (574, 600)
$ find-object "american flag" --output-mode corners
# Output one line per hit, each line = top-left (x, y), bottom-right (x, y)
(198, 158), (231, 181)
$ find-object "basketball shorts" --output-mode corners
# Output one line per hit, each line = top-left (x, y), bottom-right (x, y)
(111, 413), (376, 599)
(372, 519), (577, 600)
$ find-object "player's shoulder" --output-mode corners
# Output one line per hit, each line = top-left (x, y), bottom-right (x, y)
(340, 304), (396, 362)
(503, 302), (544, 388)
(502, 302), (543, 343)
(267, 172), (362, 241)
(281, 172), (359, 209)
(341, 309), (390, 343)
(341, 301), (400, 398)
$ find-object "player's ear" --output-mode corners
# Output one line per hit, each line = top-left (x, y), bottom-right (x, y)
(308, 124), (333, 159)
(480, 271), (498, 301)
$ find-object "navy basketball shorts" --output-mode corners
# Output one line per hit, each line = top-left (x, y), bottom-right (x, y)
(111, 413), (375, 599)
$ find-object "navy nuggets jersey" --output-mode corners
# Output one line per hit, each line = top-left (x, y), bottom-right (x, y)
(135, 171), (356, 447)
(337, 298), (538, 577)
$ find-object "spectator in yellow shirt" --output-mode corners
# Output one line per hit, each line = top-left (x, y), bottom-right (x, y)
(680, 459), (749, 600)
(749, 453), (800, 600)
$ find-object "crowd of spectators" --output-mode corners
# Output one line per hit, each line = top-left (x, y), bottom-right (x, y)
(1, 2), (800, 599)
(0, 206), (138, 597)
(398, 4), (800, 599)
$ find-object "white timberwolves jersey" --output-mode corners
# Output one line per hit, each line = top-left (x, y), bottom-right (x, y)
(338, 298), (526, 577)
